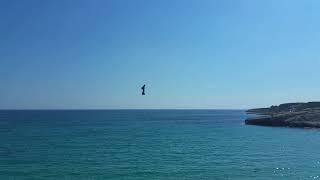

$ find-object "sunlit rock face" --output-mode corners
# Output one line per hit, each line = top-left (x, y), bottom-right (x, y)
(245, 102), (320, 128)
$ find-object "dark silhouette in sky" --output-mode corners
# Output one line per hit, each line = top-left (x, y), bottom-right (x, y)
(141, 84), (145, 95)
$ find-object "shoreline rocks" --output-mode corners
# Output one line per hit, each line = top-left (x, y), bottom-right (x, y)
(245, 102), (320, 128)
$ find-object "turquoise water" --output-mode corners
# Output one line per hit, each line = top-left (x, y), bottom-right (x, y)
(1, 110), (320, 179)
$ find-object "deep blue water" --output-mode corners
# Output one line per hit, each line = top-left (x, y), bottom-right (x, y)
(1, 110), (320, 179)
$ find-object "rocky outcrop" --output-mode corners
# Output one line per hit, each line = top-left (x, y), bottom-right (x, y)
(245, 102), (320, 128)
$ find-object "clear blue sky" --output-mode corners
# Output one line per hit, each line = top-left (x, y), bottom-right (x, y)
(1, 0), (320, 109)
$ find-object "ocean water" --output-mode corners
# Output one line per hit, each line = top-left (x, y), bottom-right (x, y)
(0, 110), (320, 180)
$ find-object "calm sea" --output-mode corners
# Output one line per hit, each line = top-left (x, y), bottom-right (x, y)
(0, 110), (320, 179)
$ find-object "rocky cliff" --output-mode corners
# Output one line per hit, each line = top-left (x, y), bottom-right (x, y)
(245, 102), (320, 128)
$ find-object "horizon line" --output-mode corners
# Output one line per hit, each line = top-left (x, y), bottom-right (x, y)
(0, 108), (249, 111)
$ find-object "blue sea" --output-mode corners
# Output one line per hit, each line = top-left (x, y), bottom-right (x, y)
(1, 110), (320, 179)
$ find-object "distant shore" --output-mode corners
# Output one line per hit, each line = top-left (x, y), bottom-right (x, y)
(245, 102), (320, 128)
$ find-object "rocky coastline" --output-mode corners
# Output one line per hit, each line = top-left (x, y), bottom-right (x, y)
(245, 102), (320, 128)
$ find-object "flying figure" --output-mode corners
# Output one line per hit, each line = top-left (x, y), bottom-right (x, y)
(141, 84), (145, 95)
